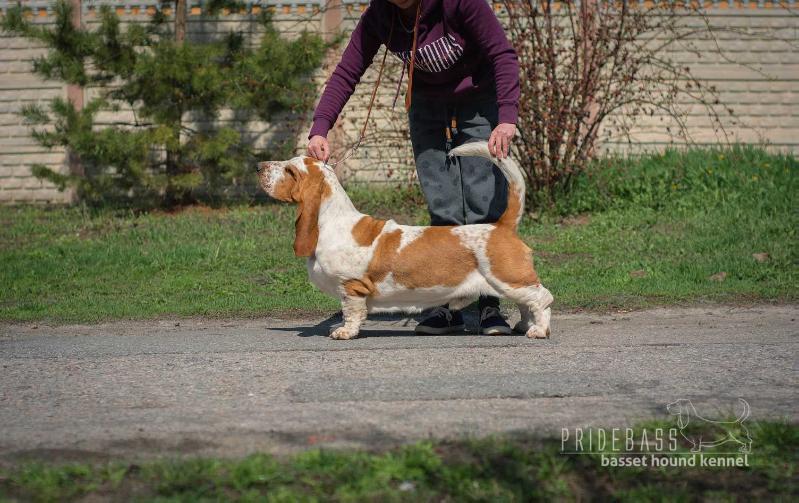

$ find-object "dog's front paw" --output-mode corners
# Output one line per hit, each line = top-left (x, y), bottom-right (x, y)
(525, 325), (550, 339)
(330, 326), (360, 340)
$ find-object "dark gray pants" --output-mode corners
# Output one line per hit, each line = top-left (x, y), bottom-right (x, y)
(408, 93), (508, 226)
(408, 92), (508, 310)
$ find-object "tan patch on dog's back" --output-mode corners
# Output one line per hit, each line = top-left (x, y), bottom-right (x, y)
(352, 216), (386, 246)
(487, 227), (540, 288)
(354, 227), (477, 295)
(364, 229), (403, 286)
(392, 227), (478, 288)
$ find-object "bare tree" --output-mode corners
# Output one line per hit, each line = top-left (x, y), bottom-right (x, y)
(503, 0), (732, 205)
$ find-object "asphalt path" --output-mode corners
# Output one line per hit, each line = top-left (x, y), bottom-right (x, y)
(1, 305), (796, 463)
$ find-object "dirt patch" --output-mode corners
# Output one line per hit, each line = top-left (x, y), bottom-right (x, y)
(106, 437), (218, 456)
(3, 448), (111, 465)
(561, 214), (591, 226)
(150, 205), (231, 217)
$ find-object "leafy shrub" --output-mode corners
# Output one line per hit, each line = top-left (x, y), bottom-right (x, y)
(2, 0), (325, 207)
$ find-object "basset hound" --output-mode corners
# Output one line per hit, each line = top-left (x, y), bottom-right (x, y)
(256, 141), (553, 340)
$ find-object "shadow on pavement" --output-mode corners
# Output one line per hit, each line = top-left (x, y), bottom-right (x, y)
(269, 312), (504, 338)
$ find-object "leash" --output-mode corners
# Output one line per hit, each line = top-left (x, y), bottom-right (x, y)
(328, 1), (422, 167)
(404, 0), (422, 112)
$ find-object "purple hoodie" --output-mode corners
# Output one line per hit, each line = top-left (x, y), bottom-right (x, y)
(309, 0), (520, 139)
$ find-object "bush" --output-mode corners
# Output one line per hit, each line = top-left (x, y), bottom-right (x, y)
(504, 0), (731, 208)
(2, 0), (325, 207)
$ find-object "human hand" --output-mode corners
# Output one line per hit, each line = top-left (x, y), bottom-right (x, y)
(488, 123), (516, 159)
(307, 135), (330, 162)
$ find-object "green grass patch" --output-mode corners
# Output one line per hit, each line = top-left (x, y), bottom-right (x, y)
(0, 146), (796, 322)
(1, 420), (796, 501)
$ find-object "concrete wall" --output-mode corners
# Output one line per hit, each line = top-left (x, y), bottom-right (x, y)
(1, 0), (796, 202)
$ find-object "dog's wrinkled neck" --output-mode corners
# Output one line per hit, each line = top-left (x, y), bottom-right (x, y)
(316, 172), (359, 228)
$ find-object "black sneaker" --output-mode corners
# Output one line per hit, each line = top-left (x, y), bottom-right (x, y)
(415, 306), (465, 335)
(480, 305), (512, 335)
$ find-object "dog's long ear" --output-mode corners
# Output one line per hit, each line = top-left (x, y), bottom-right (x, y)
(285, 165), (304, 202)
(293, 167), (329, 257)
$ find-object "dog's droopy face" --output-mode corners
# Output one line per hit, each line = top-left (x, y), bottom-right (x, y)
(257, 156), (313, 203)
(256, 156), (332, 257)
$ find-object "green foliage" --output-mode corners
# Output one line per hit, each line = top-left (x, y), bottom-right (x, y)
(1, 0), (96, 85)
(1, 420), (796, 501)
(1, 0), (325, 207)
(550, 145), (798, 217)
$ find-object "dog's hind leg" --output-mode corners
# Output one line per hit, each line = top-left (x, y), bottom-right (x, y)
(482, 276), (553, 339)
(514, 304), (534, 334)
(447, 297), (476, 312)
(502, 285), (553, 339)
(330, 295), (367, 340)
(514, 303), (552, 339)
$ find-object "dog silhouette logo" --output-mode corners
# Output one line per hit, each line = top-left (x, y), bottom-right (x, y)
(666, 398), (752, 453)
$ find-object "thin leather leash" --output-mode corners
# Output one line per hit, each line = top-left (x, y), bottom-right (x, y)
(404, 0), (422, 112)
(328, 1), (422, 167)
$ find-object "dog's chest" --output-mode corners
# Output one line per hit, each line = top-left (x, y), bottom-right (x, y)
(306, 257), (340, 296)
(312, 239), (370, 279)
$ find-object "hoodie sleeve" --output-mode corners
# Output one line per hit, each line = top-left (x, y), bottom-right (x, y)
(308, 8), (382, 139)
(457, 0), (520, 125)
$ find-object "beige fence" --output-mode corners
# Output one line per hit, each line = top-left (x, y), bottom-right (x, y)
(1, 0), (797, 203)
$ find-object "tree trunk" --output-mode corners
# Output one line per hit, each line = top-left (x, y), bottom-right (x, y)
(169, 0), (188, 204)
(67, 0), (84, 203)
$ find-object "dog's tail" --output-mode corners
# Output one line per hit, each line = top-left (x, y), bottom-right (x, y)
(737, 398), (750, 423)
(448, 141), (526, 230)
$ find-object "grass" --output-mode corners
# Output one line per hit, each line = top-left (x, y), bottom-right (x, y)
(0, 146), (796, 322)
(1, 420), (796, 501)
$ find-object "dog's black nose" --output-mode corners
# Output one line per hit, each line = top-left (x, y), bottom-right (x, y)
(255, 163), (264, 173)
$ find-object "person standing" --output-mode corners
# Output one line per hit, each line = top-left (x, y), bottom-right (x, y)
(307, 0), (520, 335)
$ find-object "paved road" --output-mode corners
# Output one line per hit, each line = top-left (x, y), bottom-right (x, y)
(1, 305), (797, 463)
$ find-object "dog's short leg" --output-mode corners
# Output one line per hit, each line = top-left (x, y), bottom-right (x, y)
(513, 303), (534, 334)
(505, 285), (554, 339)
(330, 295), (367, 340)
(447, 297), (475, 312)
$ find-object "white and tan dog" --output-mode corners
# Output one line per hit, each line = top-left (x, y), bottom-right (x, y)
(256, 141), (553, 340)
